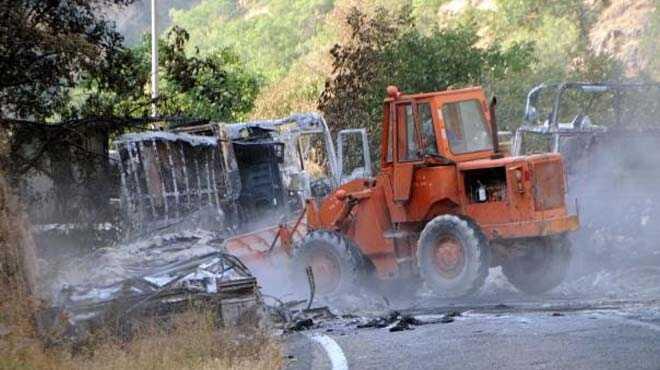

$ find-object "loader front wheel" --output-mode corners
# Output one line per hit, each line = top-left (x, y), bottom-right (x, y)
(417, 215), (490, 298)
(502, 235), (572, 295)
(291, 230), (365, 296)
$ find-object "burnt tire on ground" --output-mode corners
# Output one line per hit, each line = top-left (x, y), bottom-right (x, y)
(417, 215), (491, 298)
(502, 235), (572, 295)
(290, 230), (366, 297)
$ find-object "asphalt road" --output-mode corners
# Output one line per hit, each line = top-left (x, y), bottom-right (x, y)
(284, 298), (660, 370)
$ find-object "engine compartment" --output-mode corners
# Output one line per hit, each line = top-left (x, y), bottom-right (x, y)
(463, 167), (507, 204)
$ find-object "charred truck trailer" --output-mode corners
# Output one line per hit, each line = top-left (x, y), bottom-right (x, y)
(114, 114), (372, 251)
(115, 131), (229, 236)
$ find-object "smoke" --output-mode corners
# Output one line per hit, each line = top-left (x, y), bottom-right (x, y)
(560, 89), (660, 299)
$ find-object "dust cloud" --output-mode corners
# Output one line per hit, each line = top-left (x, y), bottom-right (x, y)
(515, 81), (660, 300)
(480, 84), (660, 301)
(561, 128), (660, 299)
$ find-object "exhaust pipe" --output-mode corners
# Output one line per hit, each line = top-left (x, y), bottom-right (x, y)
(489, 96), (500, 155)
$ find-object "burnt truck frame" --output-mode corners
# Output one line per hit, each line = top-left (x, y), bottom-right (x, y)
(115, 113), (372, 237)
(511, 81), (660, 264)
(512, 82), (660, 166)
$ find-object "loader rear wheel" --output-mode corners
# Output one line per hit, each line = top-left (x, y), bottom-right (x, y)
(417, 215), (490, 298)
(502, 235), (572, 295)
(291, 230), (365, 296)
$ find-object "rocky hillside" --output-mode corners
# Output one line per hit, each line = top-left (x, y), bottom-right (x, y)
(112, 0), (658, 118)
(588, 0), (657, 77)
(440, 0), (657, 77)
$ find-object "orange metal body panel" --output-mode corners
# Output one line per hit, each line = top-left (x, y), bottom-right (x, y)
(304, 86), (579, 279)
(349, 181), (399, 276)
(392, 163), (414, 202)
(482, 215), (579, 240)
(380, 168), (408, 222)
(455, 153), (571, 226)
(403, 166), (461, 221)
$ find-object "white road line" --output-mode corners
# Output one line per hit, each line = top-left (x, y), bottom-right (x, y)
(306, 333), (349, 370)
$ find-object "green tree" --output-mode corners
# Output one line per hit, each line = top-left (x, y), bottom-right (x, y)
(67, 27), (262, 121)
(171, 0), (337, 80)
(319, 6), (534, 158)
(318, 7), (413, 139)
(0, 0), (135, 119)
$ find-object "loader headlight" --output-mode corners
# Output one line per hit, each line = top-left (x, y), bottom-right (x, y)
(514, 168), (525, 193)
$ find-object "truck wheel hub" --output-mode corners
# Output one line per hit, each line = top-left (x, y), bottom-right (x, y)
(310, 251), (341, 293)
(433, 236), (465, 278)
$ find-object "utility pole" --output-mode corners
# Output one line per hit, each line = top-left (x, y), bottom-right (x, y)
(150, 0), (158, 117)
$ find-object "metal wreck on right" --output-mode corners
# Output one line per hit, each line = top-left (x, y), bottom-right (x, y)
(513, 81), (660, 168)
(513, 81), (660, 269)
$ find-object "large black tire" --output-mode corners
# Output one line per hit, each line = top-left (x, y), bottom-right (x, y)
(417, 215), (491, 298)
(502, 235), (572, 295)
(290, 230), (365, 296)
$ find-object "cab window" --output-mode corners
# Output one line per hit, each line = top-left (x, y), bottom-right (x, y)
(441, 100), (493, 154)
(418, 103), (437, 155)
(397, 103), (420, 161)
(386, 109), (394, 163)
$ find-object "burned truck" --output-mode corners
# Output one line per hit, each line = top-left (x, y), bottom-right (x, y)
(512, 82), (660, 266)
(513, 82), (660, 168)
(114, 113), (371, 249)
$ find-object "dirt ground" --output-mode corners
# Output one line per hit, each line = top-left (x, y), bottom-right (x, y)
(0, 306), (282, 370)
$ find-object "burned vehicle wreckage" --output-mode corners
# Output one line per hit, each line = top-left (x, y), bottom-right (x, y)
(513, 82), (660, 167)
(50, 234), (260, 335)
(513, 82), (660, 267)
(48, 113), (371, 332)
(115, 113), (370, 235)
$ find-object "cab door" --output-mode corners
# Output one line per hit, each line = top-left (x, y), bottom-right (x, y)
(392, 101), (422, 203)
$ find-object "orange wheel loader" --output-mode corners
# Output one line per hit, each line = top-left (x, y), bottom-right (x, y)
(289, 86), (579, 298)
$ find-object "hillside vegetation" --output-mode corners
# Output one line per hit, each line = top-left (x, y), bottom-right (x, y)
(166, 0), (658, 128)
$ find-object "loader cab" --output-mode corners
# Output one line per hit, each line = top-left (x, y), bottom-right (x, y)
(381, 86), (496, 170)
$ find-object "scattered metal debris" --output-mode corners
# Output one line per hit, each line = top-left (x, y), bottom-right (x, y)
(305, 266), (315, 310)
(357, 311), (402, 329)
(388, 315), (423, 332)
(290, 318), (314, 331)
(354, 310), (462, 332)
(40, 230), (263, 341)
(262, 270), (337, 333)
(55, 251), (258, 324)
